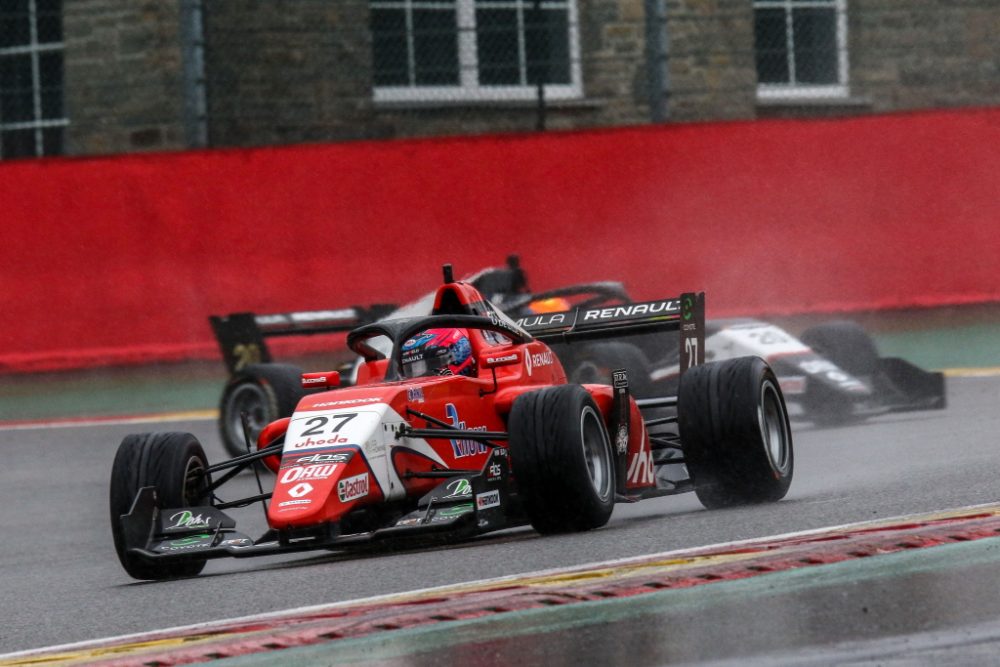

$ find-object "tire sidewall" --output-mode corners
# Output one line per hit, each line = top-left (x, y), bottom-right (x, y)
(509, 385), (615, 533)
(679, 357), (793, 508)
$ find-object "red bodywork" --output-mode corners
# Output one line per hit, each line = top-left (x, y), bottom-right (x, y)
(258, 281), (655, 532)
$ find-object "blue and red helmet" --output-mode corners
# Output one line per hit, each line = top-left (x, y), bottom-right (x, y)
(400, 328), (475, 378)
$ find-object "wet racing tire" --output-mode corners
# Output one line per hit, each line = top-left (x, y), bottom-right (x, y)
(109, 432), (211, 580)
(678, 356), (793, 509)
(509, 385), (616, 534)
(559, 342), (654, 398)
(218, 363), (305, 457)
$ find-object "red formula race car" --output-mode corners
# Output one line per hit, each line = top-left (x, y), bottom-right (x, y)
(109, 267), (794, 580)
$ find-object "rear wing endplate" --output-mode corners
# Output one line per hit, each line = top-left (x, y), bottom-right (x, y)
(516, 292), (706, 373)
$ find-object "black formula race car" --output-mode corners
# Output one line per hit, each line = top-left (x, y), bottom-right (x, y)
(111, 272), (794, 580)
(506, 282), (946, 426)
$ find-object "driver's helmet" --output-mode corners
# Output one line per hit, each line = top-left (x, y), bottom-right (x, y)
(400, 328), (476, 378)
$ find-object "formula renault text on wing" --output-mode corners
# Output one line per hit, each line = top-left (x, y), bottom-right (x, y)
(110, 268), (794, 580)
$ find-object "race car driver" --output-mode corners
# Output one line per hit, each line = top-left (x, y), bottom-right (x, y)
(400, 328), (476, 378)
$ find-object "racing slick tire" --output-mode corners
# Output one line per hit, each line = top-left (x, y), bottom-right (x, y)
(508, 385), (615, 534)
(799, 321), (879, 426)
(218, 363), (305, 458)
(678, 356), (793, 509)
(559, 342), (654, 398)
(109, 432), (211, 580)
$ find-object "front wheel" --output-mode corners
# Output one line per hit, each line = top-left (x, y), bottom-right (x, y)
(508, 385), (615, 534)
(679, 356), (793, 509)
(109, 432), (211, 580)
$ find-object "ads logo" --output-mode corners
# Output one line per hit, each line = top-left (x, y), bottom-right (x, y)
(288, 482), (313, 498)
(338, 473), (369, 502)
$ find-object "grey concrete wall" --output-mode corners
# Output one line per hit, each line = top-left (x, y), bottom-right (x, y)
(850, 0), (1000, 113)
(62, 0), (188, 155)
(202, 0), (380, 147)
(53, 1), (1000, 157)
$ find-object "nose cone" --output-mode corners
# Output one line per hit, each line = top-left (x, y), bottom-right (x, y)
(267, 402), (390, 528)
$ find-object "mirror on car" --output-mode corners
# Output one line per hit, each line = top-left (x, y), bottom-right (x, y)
(300, 371), (341, 390)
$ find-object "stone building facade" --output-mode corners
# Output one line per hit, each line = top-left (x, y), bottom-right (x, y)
(2, 0), (1000, 159)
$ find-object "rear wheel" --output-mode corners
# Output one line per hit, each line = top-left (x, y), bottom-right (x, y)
(509, 385), (615, 534)
(679, 357), (793, 509)
(218, 363), (305, 457)
(559, 342), (654, 398)
(109, 432), (210, 580)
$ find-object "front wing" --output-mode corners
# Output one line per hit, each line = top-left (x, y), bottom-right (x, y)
(118, 447), (515, 564)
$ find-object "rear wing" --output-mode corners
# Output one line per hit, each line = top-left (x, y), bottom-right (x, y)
(209, 260), (530, 375)
(516, 292), (706, 373)
(209, 304), (397, 374)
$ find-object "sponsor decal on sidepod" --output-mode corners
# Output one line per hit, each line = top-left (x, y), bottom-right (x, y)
(446, 404), (489, 458)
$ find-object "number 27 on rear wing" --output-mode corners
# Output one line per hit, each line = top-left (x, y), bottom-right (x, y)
(514, 292), (706, 373)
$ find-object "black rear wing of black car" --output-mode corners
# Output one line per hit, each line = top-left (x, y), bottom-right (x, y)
(209, 258), (531, 375)
(515, 292), (706, 374)
(210, 304), (398, 374)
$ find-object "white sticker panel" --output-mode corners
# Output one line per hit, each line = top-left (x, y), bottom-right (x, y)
(285, 409), (384, 451)
(715, 323), (810, 357)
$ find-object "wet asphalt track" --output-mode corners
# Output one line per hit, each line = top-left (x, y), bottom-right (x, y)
(2, 375), (999, 657)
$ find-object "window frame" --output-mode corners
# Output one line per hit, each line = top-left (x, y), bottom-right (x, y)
(372, 0), (583, 105)
(0, 0), (67, 159)
(753, 0), (849, 101)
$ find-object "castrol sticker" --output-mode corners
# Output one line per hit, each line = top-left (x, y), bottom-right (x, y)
(286, 409), (382, 451)
(338, 473), (369, 502)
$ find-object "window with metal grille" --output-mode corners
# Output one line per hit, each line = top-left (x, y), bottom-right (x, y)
(371, 0), (582, 103)
(0, 0), (65, 159)
(753, 0), (848, 99)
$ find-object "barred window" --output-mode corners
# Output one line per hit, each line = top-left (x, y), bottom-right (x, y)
(371, 0), (582, 104)
(753, 0), (848, 99)
(0, 0), (65, 159)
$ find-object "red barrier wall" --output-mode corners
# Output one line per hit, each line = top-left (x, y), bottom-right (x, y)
(2, 108), (999, 373)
